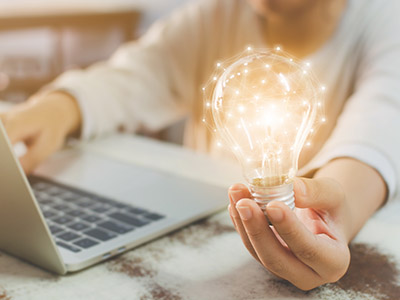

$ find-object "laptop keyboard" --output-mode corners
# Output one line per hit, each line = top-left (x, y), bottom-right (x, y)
(28, 176), (165, 253)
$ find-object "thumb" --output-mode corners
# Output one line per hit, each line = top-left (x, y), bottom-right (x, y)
(294, 177), (344, 210)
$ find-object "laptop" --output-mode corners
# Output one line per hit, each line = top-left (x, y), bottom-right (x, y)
(0, 120), (229, 274)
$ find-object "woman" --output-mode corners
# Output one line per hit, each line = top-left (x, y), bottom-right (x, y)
(1, 0), (399, 290)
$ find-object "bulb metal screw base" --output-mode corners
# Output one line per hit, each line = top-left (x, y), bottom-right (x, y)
(249, 182), (295, 224)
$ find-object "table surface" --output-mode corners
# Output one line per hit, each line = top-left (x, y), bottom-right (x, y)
(0, 134), (399, 300)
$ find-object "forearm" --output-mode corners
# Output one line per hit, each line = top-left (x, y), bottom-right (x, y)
(313, 158), (387, 242)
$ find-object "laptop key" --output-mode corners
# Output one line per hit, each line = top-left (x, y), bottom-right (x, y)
(47, 186), (65, 196)
(67, 209), (85, 217)
(37, 199), (53, 206)
(68, 222), (90, 231)
(109, 212), (150, 227)
(43, 210), (58, 218)
(91, 205), (112, 213)
(74, 238), (99, 249)
(143, 213), (165, 221)
(52, 204), (72, 212)
(81, 214), (103, 223)
(56, 241), (81, 253)
(32, 182), (50, 191)
(128, 207), (148, 215)
(75, 198), (96, 208)
(98, 221), (134, 234)
(84, 228), (117, 241)
(49, 225), (64, 235)
(59, 192), (79, 202)
(53, 216), (74, 225)
(57, 231), (81, 242)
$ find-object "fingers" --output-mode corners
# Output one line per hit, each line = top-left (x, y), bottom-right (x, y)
(19, 133), (62, 174)
(236, 198), (321, 288)
(265, 201), (349, 281)
(228, 185), (260, 262)
(294, 177), (344, 210)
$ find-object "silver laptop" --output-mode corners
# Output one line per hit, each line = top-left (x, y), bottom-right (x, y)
(0, 121), (228, 274)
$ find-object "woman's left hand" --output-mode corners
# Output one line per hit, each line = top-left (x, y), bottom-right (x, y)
(228, 177), (351, 290)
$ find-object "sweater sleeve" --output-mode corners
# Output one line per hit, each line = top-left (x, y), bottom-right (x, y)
(301, 2), (400, 200)
(43, 0), (217, 140)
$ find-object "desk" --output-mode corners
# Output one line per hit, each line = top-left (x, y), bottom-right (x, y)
(0, 134), (399, 299)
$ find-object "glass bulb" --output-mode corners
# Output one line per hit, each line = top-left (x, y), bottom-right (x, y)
(209, 50), (322, 216)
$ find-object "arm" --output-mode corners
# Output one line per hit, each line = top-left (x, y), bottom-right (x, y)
(0, 0), (222, 172)
(228, 157), (386, 290)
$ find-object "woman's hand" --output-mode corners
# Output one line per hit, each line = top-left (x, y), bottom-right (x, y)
(228, 177), (351, 290)
(0, 92), (81, 174)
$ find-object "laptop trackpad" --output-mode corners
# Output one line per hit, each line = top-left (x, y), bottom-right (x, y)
(34, 149), (227, 217)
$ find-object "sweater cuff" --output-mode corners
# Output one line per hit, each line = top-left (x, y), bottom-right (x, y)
(299, 143), (397, 201)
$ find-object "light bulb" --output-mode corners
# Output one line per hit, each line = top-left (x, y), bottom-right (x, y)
(207, 50), (323, 217)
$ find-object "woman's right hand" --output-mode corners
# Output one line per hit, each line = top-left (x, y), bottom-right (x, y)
(0, 92), (82, 174)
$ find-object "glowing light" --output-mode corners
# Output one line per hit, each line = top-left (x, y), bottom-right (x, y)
(279, 73), (290, 92)
(207, 50), (324, 214)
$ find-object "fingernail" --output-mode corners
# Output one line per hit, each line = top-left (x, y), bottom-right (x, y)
(237, 205), (252, 220)
(266, 206), (283, 223)
(295, 178), (307, 196)
(230, 190), (243, 204)
(228, 204), (237, 217)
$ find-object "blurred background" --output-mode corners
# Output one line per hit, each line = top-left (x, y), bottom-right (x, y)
(0, 0), (195, 103)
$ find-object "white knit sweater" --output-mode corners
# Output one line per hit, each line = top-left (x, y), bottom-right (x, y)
(48, 0), (400, 200)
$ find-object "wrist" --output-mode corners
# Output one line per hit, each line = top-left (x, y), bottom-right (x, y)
(31, 91), (82, 138)
(314, 158), (386, 242)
